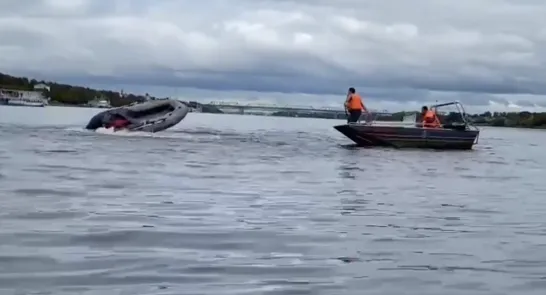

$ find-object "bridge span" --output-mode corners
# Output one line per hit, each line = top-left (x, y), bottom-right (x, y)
(208, 100), (385, 112)
(207, 101), (347, 113)
(185, 100), (389, 118)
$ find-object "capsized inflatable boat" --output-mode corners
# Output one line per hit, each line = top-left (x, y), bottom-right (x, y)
(85, 99), (189, 132)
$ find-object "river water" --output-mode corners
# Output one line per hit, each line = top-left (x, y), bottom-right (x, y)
(0, 106), (545, 295)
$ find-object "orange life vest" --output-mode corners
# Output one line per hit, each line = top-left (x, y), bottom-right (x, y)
(423, 110), (441, 128)
(347, 93), (363, 111)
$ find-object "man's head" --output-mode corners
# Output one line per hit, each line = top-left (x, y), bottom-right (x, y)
(421, 106), (428, 114)
(348, 87), (356, 94)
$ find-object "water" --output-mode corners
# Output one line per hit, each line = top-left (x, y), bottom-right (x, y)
(1, 106), (546, 295)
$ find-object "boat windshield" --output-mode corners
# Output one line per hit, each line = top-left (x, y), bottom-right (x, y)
(402, 113), (416, 123)
(431, 102), (468, 126)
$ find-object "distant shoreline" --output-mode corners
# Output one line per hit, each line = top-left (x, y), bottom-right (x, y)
(2, 71), (546, 128)
(21, 103), (546, 129)
(47, 101), (95, 108)
(473, 123), (546, 129)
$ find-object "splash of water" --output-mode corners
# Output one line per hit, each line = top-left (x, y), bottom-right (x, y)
(64, 126), (225, 141)
(95, 127), (176, 138)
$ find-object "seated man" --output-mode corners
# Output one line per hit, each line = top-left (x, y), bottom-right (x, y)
(420, 106), (441, 128)
(104, 114), (130, 130)
(111, 118), (129, 130)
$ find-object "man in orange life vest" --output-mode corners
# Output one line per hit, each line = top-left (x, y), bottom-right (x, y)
(344, 87), (368, 123)
(421, 106), (442, 128)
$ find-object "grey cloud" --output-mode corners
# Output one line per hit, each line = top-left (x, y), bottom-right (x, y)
(515, 100), (536, 107)
(535, 101), (546, 108)
(1, 0), (546, 109)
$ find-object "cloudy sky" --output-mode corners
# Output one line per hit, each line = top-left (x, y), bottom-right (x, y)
(1, 0), (546, 112)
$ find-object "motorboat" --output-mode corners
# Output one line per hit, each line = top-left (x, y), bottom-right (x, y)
(85, 99), (189, 132)
(333, 101), (480, 150)
(0, 88), (47, 107)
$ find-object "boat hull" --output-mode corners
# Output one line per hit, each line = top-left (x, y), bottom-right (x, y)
(0, 98), (45, 107)
(334, 124), (479, 150)
(85, 99), (189, 132)
(0, 88), (48, 107)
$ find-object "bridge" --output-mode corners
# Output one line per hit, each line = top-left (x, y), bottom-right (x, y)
(203, 101), (388, 116)
(207, 101), (343, 113)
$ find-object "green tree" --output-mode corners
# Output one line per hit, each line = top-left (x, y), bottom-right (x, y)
(0, 72), (154, 106)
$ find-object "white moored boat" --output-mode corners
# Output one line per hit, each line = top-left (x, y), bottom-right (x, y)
(0, 88), (48, 107)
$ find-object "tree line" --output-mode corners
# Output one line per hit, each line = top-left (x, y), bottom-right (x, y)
(0, 72), (153, 107)
(2, 71), (546, 128)
(273, 109), (546, 128)
(467, 111), (546, 128)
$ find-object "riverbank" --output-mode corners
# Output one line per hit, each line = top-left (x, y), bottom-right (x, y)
(3, 71), (546, 127)
(1, 72), (150, 107)
(469, 112), (546, 129)
(47, 101), (95, 108)
(473, 122), (546, 129)
(25, 100), (546, 128)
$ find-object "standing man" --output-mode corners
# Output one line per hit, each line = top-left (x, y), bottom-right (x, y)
(344, 87), (368, 123)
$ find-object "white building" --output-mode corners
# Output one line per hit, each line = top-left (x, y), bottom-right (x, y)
(33, 83), (50, 92)
(87, 95), (111, 108)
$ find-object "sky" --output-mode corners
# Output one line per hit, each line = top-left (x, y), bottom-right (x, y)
(1, 0), (546, 113)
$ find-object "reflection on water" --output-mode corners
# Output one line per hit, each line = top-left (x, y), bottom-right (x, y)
(1, 106), (546, 294)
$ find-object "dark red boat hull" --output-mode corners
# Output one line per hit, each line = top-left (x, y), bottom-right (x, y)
(334, 124), (479, 150)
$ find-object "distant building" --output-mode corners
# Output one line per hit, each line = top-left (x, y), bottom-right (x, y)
(33, 83), (50, 92)
(87, 95), (111, 108)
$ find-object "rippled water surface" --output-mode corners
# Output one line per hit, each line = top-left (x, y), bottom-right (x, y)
(1, 106), (546, 295)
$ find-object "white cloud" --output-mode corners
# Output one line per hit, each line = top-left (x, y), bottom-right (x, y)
(1, 0), (546, 112)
